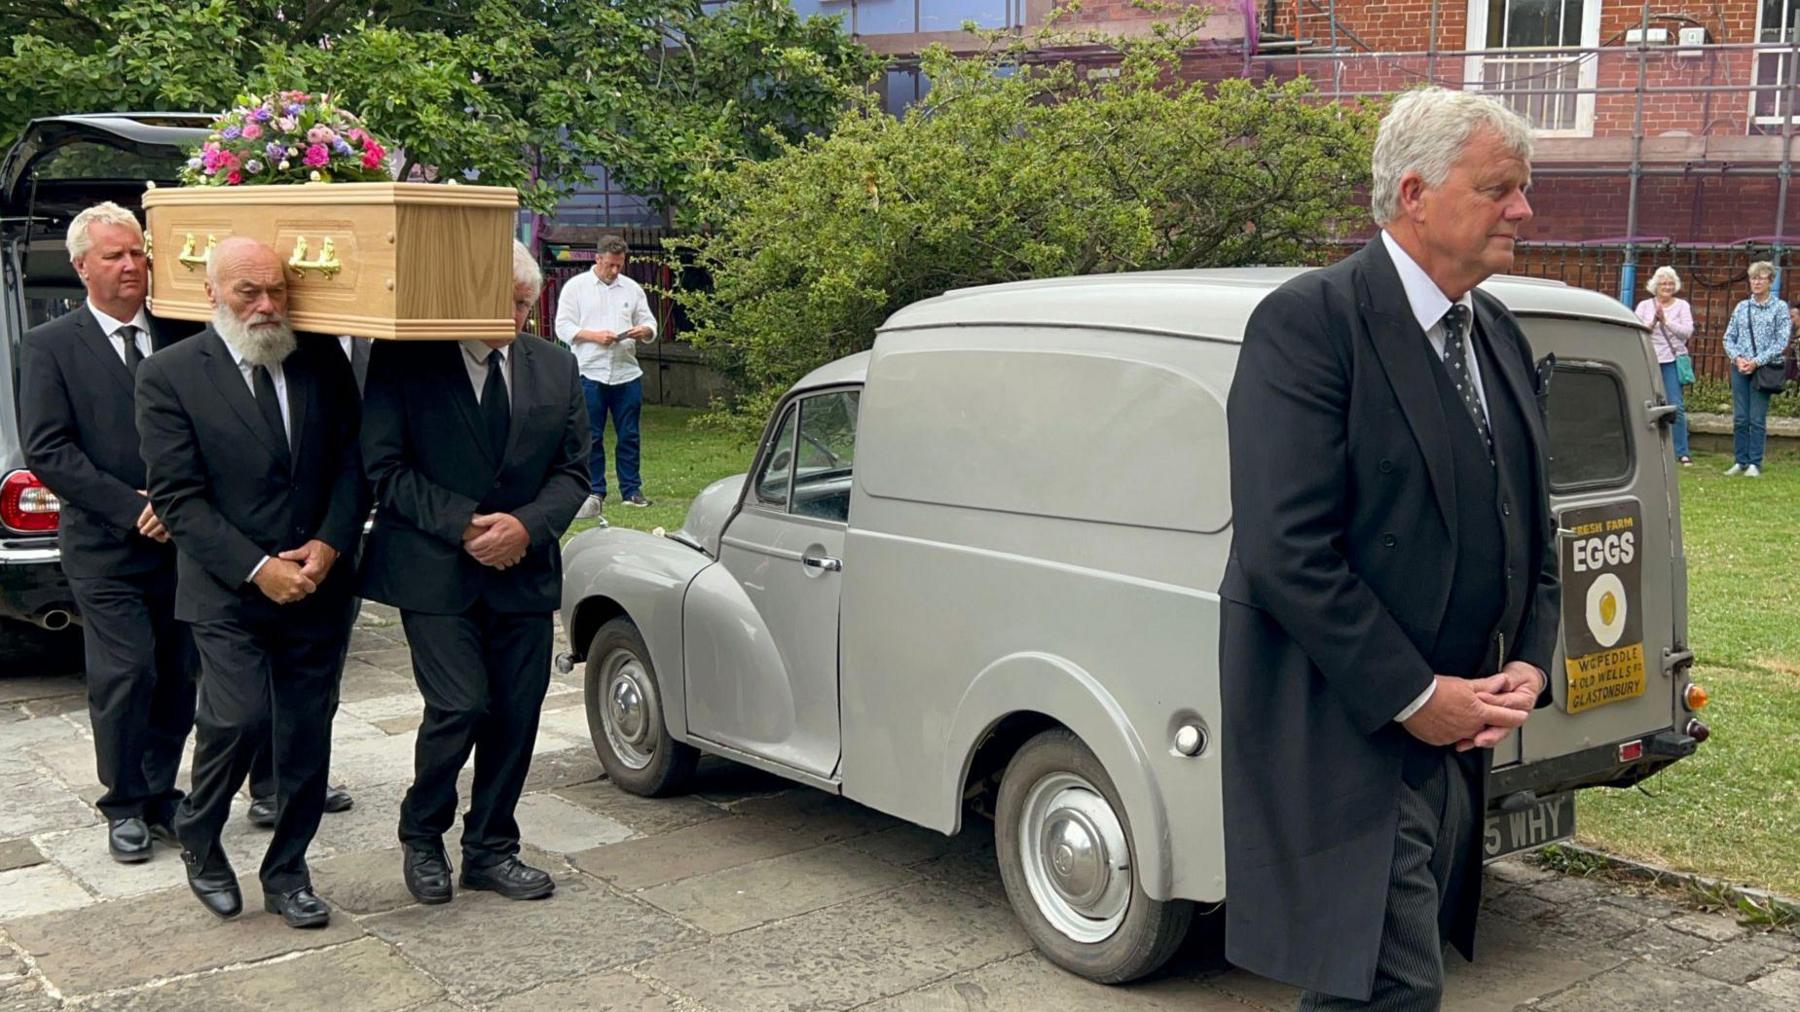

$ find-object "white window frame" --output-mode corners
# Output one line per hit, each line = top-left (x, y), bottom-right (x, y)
(1465, 0), (1603, 138)
(1753, 0), (1800, 130)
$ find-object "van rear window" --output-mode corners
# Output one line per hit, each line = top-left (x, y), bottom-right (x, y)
(1545, 365), (1634, 490)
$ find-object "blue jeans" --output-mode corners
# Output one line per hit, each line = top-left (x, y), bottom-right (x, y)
(581, 377), (643, 498)
(1657, 360), (1690, 459)
(1730, 368), (1773, 467)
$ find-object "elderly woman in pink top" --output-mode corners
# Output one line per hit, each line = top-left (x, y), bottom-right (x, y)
(1635, 265), (1694, 464)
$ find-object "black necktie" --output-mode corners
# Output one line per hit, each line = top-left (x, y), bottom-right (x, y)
(119, 326), (144, 374)
(251, 365), (291, 456)
(482, 349), (510, 459)
(1440, 304), (1493, 457)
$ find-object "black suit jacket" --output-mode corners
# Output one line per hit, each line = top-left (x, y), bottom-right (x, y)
(135, 327), (367, 627)
(19, 306), (198, 578)
(358, 334), (589, 615)
(1217, 240), (1560, 999)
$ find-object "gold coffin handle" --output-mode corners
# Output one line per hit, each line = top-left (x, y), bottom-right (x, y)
(177, 233), (215, 271)
(288, 235), (342, 279)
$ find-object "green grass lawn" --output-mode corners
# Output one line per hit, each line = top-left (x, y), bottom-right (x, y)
(1576, 443), (1800, 896)
(562, 405), (754, 541)
(571, 408), (1800, 895)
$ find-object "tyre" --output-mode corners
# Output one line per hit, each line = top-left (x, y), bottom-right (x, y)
(994, 728), (1193, 983)
(584, 616), (698, 796)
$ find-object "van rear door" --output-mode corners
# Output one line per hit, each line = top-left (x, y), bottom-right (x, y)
(1506, 314), (1687, 765)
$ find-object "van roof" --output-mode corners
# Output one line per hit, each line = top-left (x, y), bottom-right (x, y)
(793, 267), (1645, 391)
(880, 267), (1645, 342)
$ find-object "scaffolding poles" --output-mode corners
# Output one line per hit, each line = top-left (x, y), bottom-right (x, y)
(1777, 13), (1800, 293)
(1620, 2), (1650, 305)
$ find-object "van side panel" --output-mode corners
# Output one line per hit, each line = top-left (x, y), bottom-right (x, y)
(840, 327), (1238, 903)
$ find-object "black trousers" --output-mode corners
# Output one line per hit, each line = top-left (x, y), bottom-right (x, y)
(174, 604), (351, 893)
(397, 604), (552, 866)
(1298, 752), (1475, 1011)
(67, 569), (196, 823)
(248, 598), (356, 801)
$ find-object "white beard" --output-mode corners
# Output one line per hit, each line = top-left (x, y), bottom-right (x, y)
(212, 306), (296, 368)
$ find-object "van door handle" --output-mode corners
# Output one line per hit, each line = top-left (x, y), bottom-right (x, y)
(1646, 400), (1678, 428)
(801, 553), (842, 573)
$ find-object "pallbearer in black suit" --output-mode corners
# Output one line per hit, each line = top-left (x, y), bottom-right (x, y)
(243, 333), (369, 829)
(1220, 89), (1560, 1008)
(136, 238), (366, 928)
(360, 241), (589, 904)
(19, 202), (199, 864)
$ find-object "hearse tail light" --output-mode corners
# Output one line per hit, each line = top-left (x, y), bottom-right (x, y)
(0, 470), (61, 534)
(1684, 683), (1709, 710)
(1616, 740), (1644, 763)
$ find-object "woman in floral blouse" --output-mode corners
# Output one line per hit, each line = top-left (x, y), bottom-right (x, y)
(1635, 266), (1694, 465)
(1720, 260), (1790, 477)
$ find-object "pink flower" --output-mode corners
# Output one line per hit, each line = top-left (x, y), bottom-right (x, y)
(303, 144), (330, 168)
(276, 117), (298, 133)
(361, 141), (387, 170)
(241, 122), (262, 141)
(306, 125), (337, 145)
(226, 170), (242, 185)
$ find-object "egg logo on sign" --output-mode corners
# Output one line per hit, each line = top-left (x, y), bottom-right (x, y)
(1585, 572), (1628, 648)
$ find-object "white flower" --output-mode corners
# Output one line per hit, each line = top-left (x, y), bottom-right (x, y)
(309, 170), (322, 182)
(278, 160), (291, 170)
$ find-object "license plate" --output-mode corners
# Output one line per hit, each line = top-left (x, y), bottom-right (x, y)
(1483, 791), (1575, 862)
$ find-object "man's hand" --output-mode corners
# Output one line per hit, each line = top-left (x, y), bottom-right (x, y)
(1478, 661), (1545, 714)
(1738, 355), (1756, 374)
(618, 325), (641, 341)
(277, 539), (340, 585)
(252, 558), (317, 605)
(465, 513), (529, 569)
(134, 495), (169, 543)
(1402, 674), (1529, 750)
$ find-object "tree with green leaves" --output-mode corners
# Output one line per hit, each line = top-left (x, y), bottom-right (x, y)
(0, 0), (882, 214)
(669, 16), (1381, 421)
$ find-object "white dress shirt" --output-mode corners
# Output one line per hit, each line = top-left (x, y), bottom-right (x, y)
(1379, 231), (1498, 725)
(553, 267), (657, 385)
(460, 340), (513, 403)
(338, 335), (355, 361)
(87, 301), (153, 365)
(222, 340), (291, 584)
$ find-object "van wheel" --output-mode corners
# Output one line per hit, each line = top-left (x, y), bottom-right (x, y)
(995, 728), (1193, 983)
(584, 617), (698, 797)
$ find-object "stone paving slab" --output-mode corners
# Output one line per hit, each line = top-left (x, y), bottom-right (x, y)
(0, 754), (94, 841)
(551, 782), (726, 838)
(0, 678), (81, 707)
(69, 937), (444, 1011)
(840, 822), (990, 869)
(1533, 959), (1791, 1011)
(1684, 935), (1796, 985)
(486, 970), (678, 1012)
(634, 881), (1032, 1012)
(569, 815), (820, 891)
(0, 865), (92, 920)
(0, 840), (43, 874)
(723, 789), (907, 844)
(511, 793), (634, 854)
(636, 841), (920, 934)
(8, 883), (363, 997)
(518, 747), (605, 794)
(856, 951), (1243, 1011)
(362, 873), (703, 1005)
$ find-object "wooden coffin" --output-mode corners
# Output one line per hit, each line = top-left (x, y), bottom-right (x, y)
(142, 182), (518, 340)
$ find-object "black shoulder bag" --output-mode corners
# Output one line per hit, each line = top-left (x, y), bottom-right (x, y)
(1748, 308), (1791, 394)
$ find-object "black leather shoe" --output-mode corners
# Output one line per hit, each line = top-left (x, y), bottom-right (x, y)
(146, 819), (180, 847)
(323, 786), (354, 813)
(403, 844), (453, 905)
(246, 797), (277, 829)
(460, 856), (555, 900)
(108, 817), (152, 864)
(263, 886), (331, 928)
(182, 851), (242, 919)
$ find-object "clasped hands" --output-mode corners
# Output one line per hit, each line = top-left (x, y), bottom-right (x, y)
(462, 513), (528, 569)
(253, 540), (339, 605)
(1403, 662), (1546, 752)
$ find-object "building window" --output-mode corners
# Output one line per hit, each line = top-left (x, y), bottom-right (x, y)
(1465, 0), (1601, 136)
(1755, 0), (1800, 126)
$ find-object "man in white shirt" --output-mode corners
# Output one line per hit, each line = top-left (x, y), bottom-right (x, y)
(553, 235), (657, 518)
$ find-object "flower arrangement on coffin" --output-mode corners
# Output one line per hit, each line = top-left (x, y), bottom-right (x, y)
(179, 90), (392, 186)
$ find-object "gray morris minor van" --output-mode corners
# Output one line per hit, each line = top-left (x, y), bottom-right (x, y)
(558, 269), (1705, 982)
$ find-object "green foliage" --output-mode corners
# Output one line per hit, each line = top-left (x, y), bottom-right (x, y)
(669, 14), (1380, 417)
(0, 0), (881, 214)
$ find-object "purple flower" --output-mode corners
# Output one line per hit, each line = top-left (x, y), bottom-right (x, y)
(303, 144), (330, 168)
(220, 125), (242, 140)
(285, 102), (305, 117)
(251, 106), (273, 122)
(265, 141), (285, 162)
(332, 139), (353, 155)
(244, 158), (264, 174)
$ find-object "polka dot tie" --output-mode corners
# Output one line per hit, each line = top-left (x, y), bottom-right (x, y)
(1440, 304), (1493, 457)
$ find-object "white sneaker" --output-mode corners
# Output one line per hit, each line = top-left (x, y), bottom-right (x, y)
(1746, 464), (1762, 478)
(1724, 464), (1745, 476)
(574, 494), (605, 520)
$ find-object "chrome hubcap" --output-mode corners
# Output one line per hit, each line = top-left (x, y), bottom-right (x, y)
(1019, 772), (1130, 943)
(599, 648), (657, 770)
